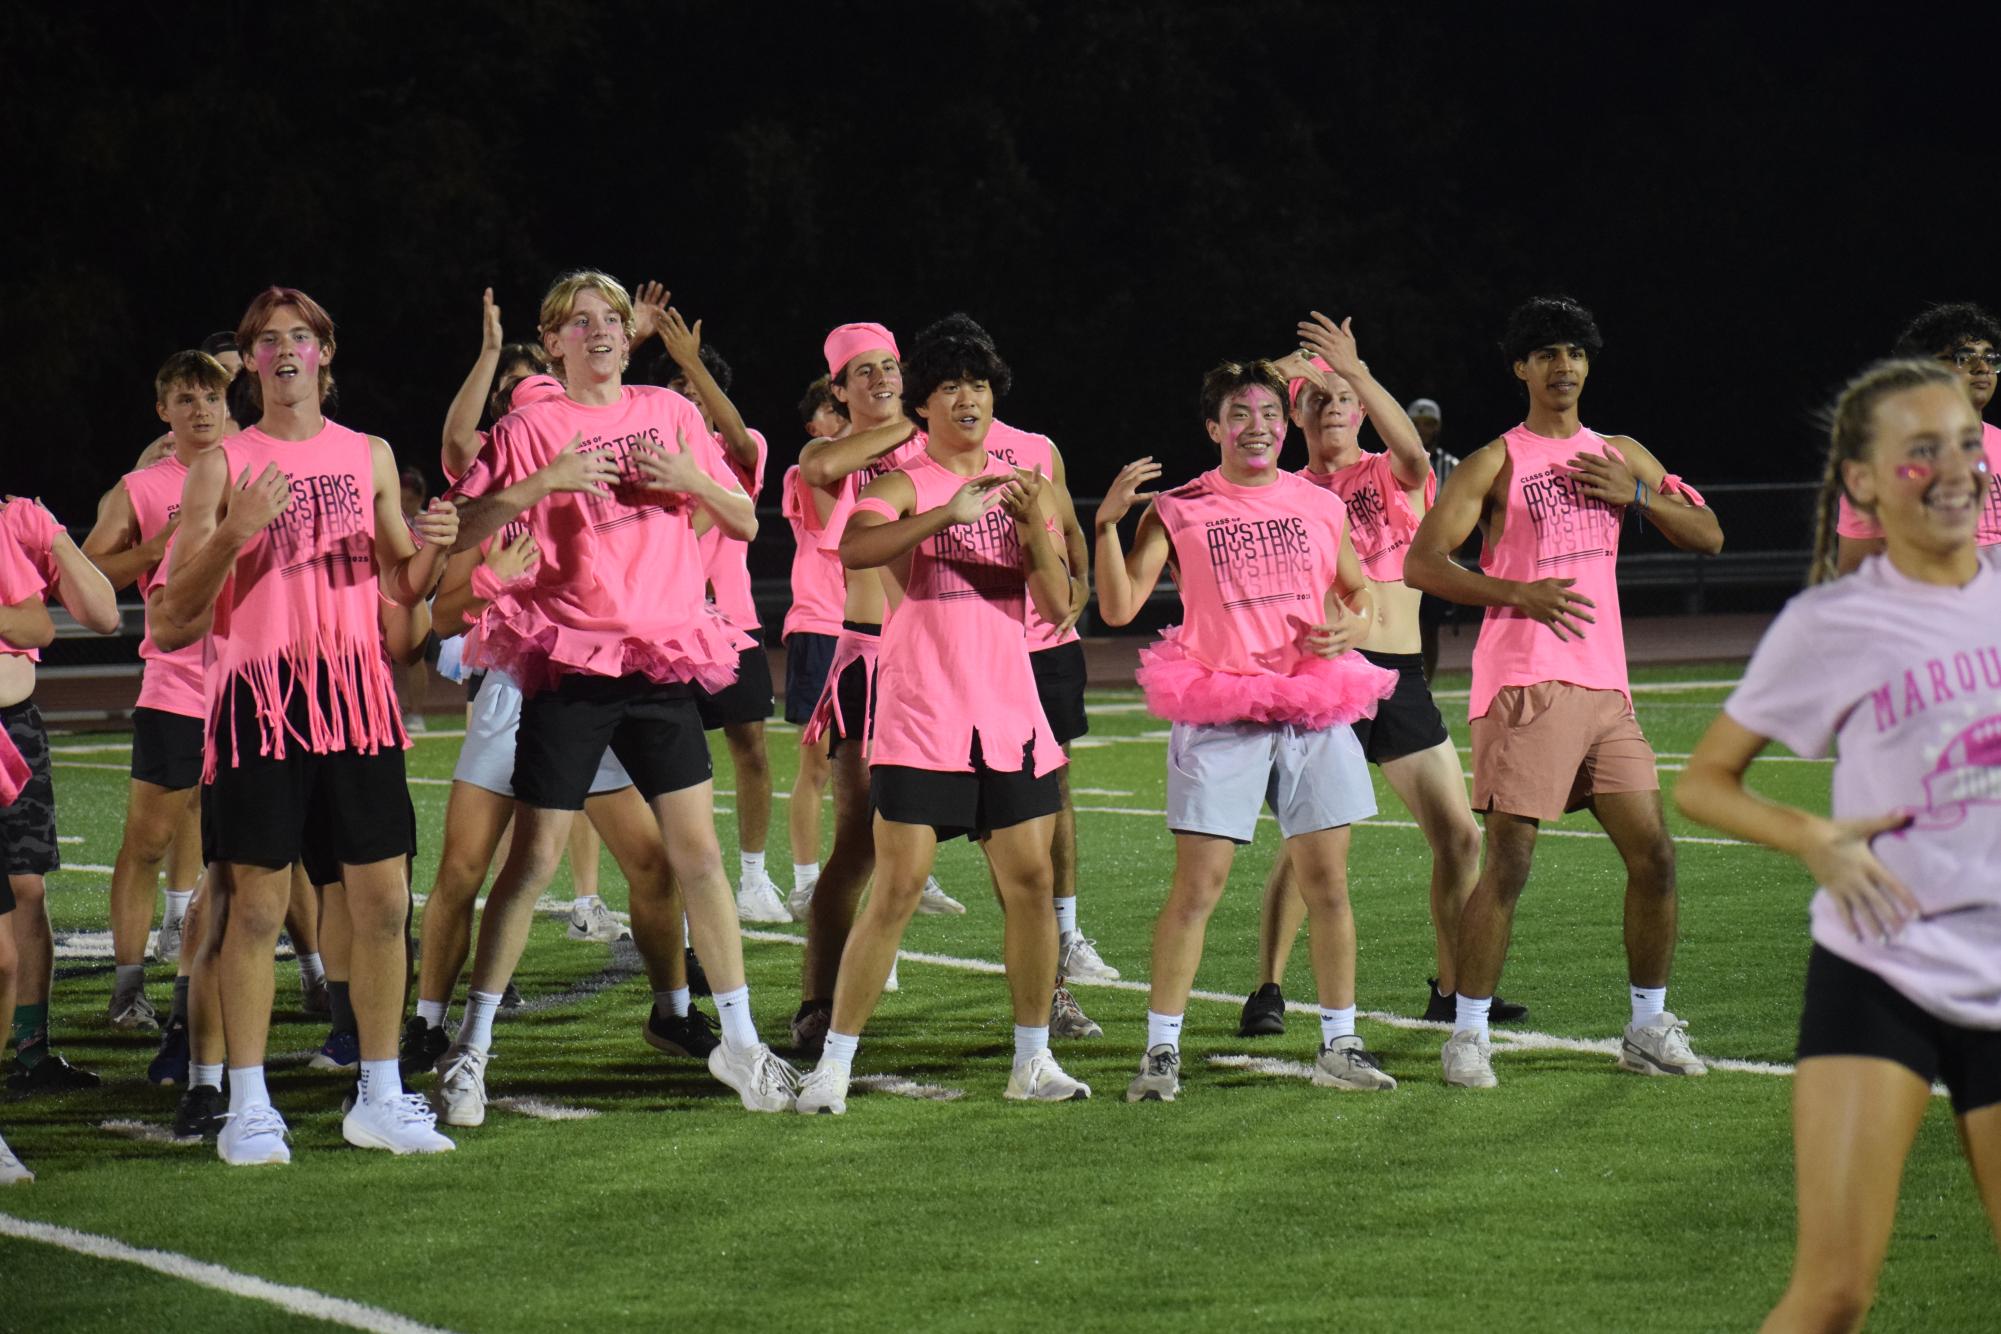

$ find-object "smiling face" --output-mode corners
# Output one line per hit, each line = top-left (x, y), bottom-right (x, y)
(915, 375), (994, 450)
(1514, 342), (1589, 414)
(1292, 373), (1363, 464)
(155, 379), (227, 450)
(1845, 380), (1987, 558)
(831, 349), (902, 430)
(248, 304), (332, 412)
(543, 288), (629, 389)
(1207, 385), (1287, 482)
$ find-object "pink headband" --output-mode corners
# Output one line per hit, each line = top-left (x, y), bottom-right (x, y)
(1287, 356), (1333, 407)
(510, 373), (566, 409)
(824, 322), (901, 378)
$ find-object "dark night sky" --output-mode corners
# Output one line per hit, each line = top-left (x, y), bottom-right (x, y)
(7, 2), (1995, 557)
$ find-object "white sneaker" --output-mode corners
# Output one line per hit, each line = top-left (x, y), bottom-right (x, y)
(1050, 986), (1103, 1039)
(155, 912), (184, 964)
(0, 1133), (32, 1184)
(1312, 1035), (1398, 1091)
(432, 1045), (489, 1127)
(708, 1039), (799, 1112)
(1619, 1012), (1708, 1077)
(916, 877), (966, 915)
(1441, 1029), (1497, 1088)
(785, 878), (816, 922)
(884, 958), (900, 993)
(1126, 1044), (1181, 1102)
(796, 1059), (850, 1115)
(566, 898), (630, 943)
(107, 990), (160, 1032)
(735, 873), (790, 924)
(1059, 931), (1119, 981)
(216, 1103), (291, 1166)
(343, 1092), (456, 1155)
(1004, 1050), (1091, 1102)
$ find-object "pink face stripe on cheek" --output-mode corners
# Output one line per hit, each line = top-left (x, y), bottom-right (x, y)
(1896, 464), (1933, 482)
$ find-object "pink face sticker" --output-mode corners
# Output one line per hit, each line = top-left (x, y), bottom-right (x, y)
(1896, 463), (1933, 482)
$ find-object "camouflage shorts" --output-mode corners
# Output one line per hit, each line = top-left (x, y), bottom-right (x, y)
(1, 700), (59, 879)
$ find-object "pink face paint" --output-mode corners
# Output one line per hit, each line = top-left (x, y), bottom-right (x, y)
(1896, 463), (1933, 482)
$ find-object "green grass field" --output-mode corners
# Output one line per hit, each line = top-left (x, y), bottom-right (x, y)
(3, 662), (1997, 1332)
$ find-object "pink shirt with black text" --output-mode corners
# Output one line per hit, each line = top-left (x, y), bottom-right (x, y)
(1299, 450), (1435, 584)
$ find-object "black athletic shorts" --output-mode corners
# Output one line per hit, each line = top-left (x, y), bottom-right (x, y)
(783, 631), (839, 726)
(827, 621), (879, 760)
(1797, 944), (2001, 1115)
(871, 736), (1062, 842)
(464, 670), (486, 704)
(514, 672), (711, 810)
(131, 706), (203, 791)
(1350, 650), (1450, 765)
(1030, 640), (1090, 745)
(696, 633), (774, 730)
(0, 700), (58, 877)
(301, 790), (416, 887)
(202, 702), (413, 874)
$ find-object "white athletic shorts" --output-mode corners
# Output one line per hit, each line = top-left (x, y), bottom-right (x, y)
(1165, 720), (1375, 844)
(454, 670), (632, 798)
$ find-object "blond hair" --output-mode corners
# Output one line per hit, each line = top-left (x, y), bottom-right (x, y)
(1808, 358), (1961, 585)
(537, 270), (634, 336)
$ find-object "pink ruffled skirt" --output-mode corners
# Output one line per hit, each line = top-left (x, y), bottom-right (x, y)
(1136, 628), (1396, 730)
(470, 597), (748, 697)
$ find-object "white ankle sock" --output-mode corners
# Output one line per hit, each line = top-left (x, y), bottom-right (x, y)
(1455, 994), (1492, 1039)
(823, 1030), (859, 1065)
(1630, 985), (1667, 1026)
(192, 1062), (223, 1091)
(740, 850), (766, 881)
(1054, 897), (1078, 937)
(298, 952), (324, 985)
(573, 893), (602, 909)
(1013, 1024), (1049, 1066)
(713, 985), (758, 1048)
(227, 1064), (269, 1111)
(415, 998), (446, 1028)
(655, 987), (691, 1019)
(164, 889), (193, 917)
(358, 1059), (402, 1106)
(793, 862), (819, 891)
(462, 990), (503, 1053)
(1319, 1005), (1356, 1045)
(1145, 1010), (1184, 1052)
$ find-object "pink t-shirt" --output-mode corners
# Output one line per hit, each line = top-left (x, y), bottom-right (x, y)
(985, 420), (1080, 652)
(1469, 424), (1631, 721)
(1725, 549), (2001, 1029)
(819, 432), (933, 562)
(123, 456), (207, 718)
(857, 448), (1064, 777)
(782, 464), (845, 639)
(0, 500), (58, 662)
(1837, 420), (2001, 546)
(203, 421), (406, 776)
(458, 385), (748, 693)
(1300, 451), (1436, 583)
(695, 428), (768, 635)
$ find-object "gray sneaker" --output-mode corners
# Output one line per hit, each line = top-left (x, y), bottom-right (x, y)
(566, 898), (630, 944)
(108, 990), (160, 1033)
(1618, 1012), (1708, 1077)
(1049, 986), (1103, 1039)
(1312, 1035), (1397, 1091)
(1125, 1044), (1181, 1103)
(1441, 1029), (1497, 1088)
(155, 912), (184, 964)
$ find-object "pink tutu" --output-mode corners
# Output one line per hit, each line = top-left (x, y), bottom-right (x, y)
(1136, 627), (1396, 729)
(470, 595), (749, 696)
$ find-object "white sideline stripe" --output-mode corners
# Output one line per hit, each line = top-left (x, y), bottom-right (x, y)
(0, 1211), (462, 1334)
(1070, 787), (1135, 797)
(52, 761), (129, 773)
(1069, 805), (1752, 847)
(405, 730), (467, 740)
(494, 1096), (599, 1121)
(852, 1074), (966, 1102)
(50, 743), (132, 755)
(100, 1118), (186, 1144)
(58, 863), (115, 874)
(1431, 678), (1743, 702)
(58, 835), (81, 844)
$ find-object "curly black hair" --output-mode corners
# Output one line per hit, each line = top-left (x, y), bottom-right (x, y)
(1500, 295), (1604, 367)
(648, 342), (733, 395)
(1893, 301), (2001, 358)
(900, 313), (1012, 424)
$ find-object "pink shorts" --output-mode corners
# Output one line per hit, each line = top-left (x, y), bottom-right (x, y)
(1471, 682), (1657, 822)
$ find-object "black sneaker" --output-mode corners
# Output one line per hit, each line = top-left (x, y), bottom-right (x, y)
(684, 948), (711, 998)
(1424, 979), (1530, 1025)
(499, 981), (523, 1010)
(399, 1016), (450, 1077)
(1238, 984), (1287, 1037)
(148, 1017), (192, 1086)
(173, 1084), (227, 1140)
(6, 1050), (102, 1097)
(643, 1005), (720, 1059)
(790, 1000), (832, 1059)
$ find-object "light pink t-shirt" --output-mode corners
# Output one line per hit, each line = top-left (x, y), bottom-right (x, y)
(0, 500), (58, 662)
(1837, 420), (2001, 546)
(781, 464), (845, 639)
(123, 456), (207, 718)
(1300, 451), (1435, 583)
(856, 448), (1064, 777)
(695, 428), (768, 635)
(1469, 424), (1631, 720)
(1725, 549), (2001, 1029)
(984, 420), (1080, 652)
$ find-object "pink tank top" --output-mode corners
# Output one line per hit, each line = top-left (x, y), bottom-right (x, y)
(204, 422), (406, 777)
(856, 449), (1064, 777)
(122, 456), (207, 718)
(819, 432), (933, 562)
(782, 464), (846, 638)
(1837, 420), (2001, 546)
(696, 429), (767, 634)
(461, 385), (748, 693)
(1469, 423), (1631, 720)
(985, 421), (1080, 651)
(1300, 451), (1435, 583)
(0, 500), (57, 662)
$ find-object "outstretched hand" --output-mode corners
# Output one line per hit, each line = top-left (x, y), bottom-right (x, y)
(1296, 310), (1366, 381)
(1096, 457), (1163, 528)
(660, 306), (703, 372)
(481, 287), (503, 353)
(998, 465), (1047, 522)
(630, 281), (671, 345)
(943, 473), (1014, 526)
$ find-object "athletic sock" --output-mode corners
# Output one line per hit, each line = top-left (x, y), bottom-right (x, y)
(1145, 1010), (1184, 1053)
(415, 998), (446, 1029)
(297, 952), (325, 986)
(823, 1030), (859, 1066)
(1054, 896), (1078, 937)
(461, 990), (503, 1053)
(573, 894), (602, 910)
(1318, 1005), (1357, 1045)
(1013, 1024), (1050, 1066)
(357, 1058), (402, 1107)
(740, 850), (766, 882)
(713, 985), (758, 1049)
(1454, 994), (1492, 1040)
(654, 987), (691, 1019)
(328, 981), (357, 1037)
(164, 888), (193, 919)
(10, 1002), (48, 1067)
(192, 1061), (223, 1091)
(793, 862), (819, 893)
(1630, 985), (1667, 1026)
(227, 1064), (270, 1112)
(114, 962), (146, 1000)
(170, 975), (191, 1025)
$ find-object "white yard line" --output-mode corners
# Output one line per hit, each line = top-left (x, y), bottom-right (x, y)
(493, 1096), (600, 1121)
(1068, 805), (1752, 847)
(0, 1212), (462, 1334)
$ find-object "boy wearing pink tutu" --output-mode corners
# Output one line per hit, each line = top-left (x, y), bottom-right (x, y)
(1406, 296), (1724, 1089)
(1096, 361), (1400, 1103)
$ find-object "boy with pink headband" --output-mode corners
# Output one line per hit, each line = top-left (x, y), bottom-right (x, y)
(1098, 360), (1399, 1103)
(1405, 295), (1724, 1089)
(159, 285), (460, 1162)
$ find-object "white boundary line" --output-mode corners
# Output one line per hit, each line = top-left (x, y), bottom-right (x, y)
(0, 1212), (462, 1334)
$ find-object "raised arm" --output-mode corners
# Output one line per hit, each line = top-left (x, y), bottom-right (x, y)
(46, 523), (121, 634)
(0, 598), (55, 651)
(657, 307), (763, 478)
(370, 437), (458, 606)
(81, 480), (165, 592)
(442, 288), (506, 481)
(1297, 311), (1430, 488)
(1092, 458), (1173, 627)
(1569, 436), (1725, 555)
(798, 417), (918, 489)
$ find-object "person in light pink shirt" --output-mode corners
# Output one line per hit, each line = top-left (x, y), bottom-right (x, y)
(1833, 302), (2001, 575)
(1678, 359), (2001, 1332)
(1406, 296), (1724, 1091)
